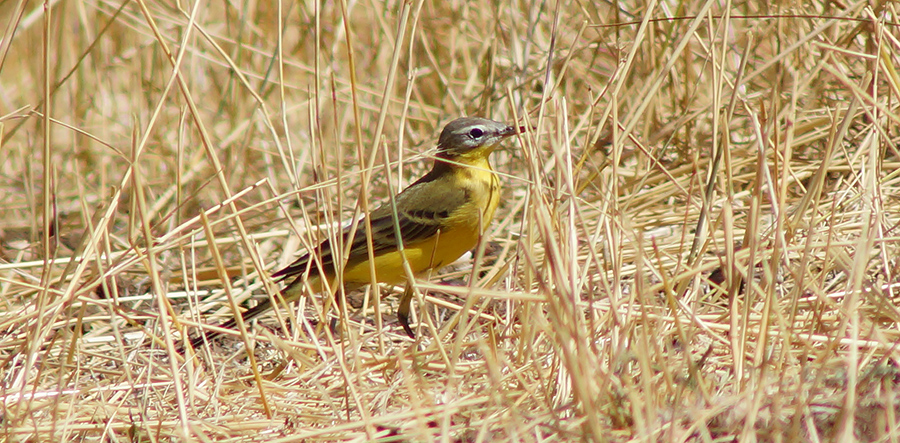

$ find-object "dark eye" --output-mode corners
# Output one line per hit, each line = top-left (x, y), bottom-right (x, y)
(468, 128), (484, 139)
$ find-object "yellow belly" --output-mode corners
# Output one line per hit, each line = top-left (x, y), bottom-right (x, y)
(331, 163), (500, 289)
(340, 223), (483, 287)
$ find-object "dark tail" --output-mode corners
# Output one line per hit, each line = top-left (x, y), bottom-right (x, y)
(186, 276), (320, 350)
(187, 297), (277, 349)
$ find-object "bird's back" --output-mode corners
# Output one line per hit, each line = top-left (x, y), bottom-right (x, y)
(284, 156), (499, 289)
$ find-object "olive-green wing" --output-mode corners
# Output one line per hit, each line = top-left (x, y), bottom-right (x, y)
(272, 176), (466, 281)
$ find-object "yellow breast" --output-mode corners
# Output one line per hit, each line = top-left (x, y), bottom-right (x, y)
(341, 163), (500, 287)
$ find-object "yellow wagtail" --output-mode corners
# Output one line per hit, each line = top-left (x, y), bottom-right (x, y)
(191, 117), (519, 346)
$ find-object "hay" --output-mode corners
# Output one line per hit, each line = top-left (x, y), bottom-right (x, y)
(2, 0), (899, 440)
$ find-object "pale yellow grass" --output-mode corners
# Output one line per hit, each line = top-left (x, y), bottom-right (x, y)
(2, 0), (900, 441)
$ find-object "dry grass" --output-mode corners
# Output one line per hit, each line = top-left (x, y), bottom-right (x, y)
(2, 0), (900, 441)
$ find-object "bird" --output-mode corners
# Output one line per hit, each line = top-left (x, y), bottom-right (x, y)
(189, 117), (520, 348)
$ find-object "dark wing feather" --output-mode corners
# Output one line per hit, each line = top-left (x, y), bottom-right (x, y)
(272, 174), (467, 281)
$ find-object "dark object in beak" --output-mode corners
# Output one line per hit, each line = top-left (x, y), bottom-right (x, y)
(501, 125), (531, 137)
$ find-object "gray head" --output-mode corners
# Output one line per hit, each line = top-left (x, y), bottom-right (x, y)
(436, 117), (517, 158)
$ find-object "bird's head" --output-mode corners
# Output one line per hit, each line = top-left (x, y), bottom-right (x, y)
(435, 117), (518, 161)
